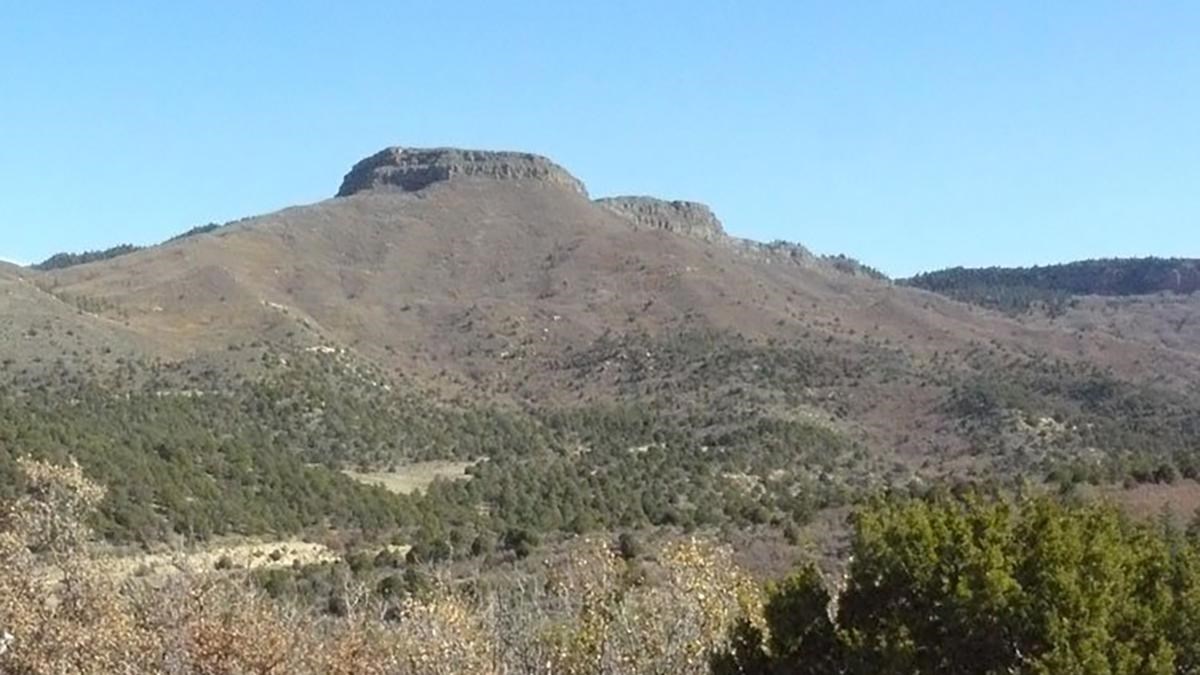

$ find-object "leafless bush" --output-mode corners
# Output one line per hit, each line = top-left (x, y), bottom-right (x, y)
(0, 458), (762, 674)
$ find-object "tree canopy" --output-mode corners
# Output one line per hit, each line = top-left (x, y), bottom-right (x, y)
(718, 493), (1200, 675)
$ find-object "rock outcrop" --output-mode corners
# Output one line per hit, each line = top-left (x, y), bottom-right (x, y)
(337, 147), (589, 197)
(335, 147), (830, 271)
(595, 196), (726, 243)
(596, 195), (822, 266)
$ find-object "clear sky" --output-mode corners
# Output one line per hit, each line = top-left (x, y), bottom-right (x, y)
(1, 2), (1197, 276)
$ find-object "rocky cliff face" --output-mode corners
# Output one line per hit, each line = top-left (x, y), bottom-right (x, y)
(595, 196), (727, 242)
(337, 147), (589, 197)
(335, 147), (825, 269)
(595, 196), (819, 266)
(338, 148), (726, 246)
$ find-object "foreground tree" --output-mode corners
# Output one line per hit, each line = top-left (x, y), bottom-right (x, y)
(719, 493), (1200, 674)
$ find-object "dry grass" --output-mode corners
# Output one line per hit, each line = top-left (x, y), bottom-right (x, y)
(1094, 479), (1200, 527)
(90, 540), (340, 582)
(342, 460), (477, 495)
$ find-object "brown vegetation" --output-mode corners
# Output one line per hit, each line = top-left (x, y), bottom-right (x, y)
(0, 458), (762, 674)
(4, 149), (1195, 472)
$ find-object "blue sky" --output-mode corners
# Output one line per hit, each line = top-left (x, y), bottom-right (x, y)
(1, 2), (1196, 276)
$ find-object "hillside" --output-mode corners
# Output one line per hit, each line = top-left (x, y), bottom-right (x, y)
(0, 262), (155, 373)
(3, 146), (1200, 546)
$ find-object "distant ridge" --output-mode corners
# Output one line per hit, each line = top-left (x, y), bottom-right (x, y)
(904, 257), (1200, 314)
(34, 244), (142, 271)
(33, 222), (226, 271)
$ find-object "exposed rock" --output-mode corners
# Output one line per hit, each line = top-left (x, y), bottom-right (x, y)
(595, 196), (726, 242)
(337, 147), (588, 197)
(730, 238), (817, 266)
(595, 196), (824, 267)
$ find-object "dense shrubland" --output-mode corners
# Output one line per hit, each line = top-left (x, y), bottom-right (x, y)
(944, 350), (1200, 485)
(0, 346), (874, 547)
(4, 326), (1199, 553)
(4, 460), (1200, 674)
(0, 375), (413, 542)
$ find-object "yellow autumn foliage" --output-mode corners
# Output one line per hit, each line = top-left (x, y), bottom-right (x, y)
(0, 458), (763, 675)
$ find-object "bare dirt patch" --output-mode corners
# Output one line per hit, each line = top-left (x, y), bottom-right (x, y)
(343, 460), (478, 495)
(1097, 479), (1200, 527)
(91, 539), (339, 582)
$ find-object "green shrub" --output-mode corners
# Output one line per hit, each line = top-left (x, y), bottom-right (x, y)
(716, 493), (1200, 675)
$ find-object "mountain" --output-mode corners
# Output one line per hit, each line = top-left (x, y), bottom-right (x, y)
(4, 145), (1200, 545)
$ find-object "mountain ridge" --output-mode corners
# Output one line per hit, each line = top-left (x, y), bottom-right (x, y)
(4, 144), (1200, 543)
(25, 146), (1200, 401)
(904, 257), (1200, 315)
